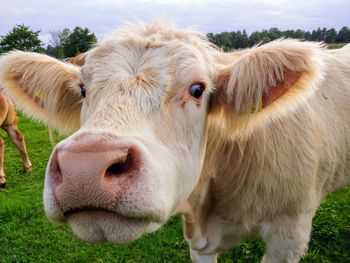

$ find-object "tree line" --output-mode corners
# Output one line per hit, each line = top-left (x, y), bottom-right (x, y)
(0, 24), (349, 58)
(0, 25), (96, 58)
(208, 27), (350, 51)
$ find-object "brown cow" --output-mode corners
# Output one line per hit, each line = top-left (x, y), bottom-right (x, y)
(0, 92), (32, 187)
(0, 21), (349, 262)
(65, 52), (88, 66)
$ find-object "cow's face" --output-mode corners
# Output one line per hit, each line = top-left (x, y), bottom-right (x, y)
(49, 32), (216, 243)
(0, 22), (323, 244)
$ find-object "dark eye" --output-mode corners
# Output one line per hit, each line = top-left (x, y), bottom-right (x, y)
(79, 84), (86, 98)
(188, 83), (205, 99)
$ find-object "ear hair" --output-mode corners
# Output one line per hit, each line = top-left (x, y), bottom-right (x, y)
(0, 51), (82, 133)
(211, 39), (327, 138)
(66, 52), (88, 66)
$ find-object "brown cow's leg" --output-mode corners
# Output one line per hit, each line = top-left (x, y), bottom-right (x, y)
(3, 125), (32, 173)
(0, 137), (6, 188)
(2, 98), (32, 173)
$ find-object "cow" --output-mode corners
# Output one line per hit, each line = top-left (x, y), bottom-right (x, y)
(64, 52), (88, 66)
(0, 21), (349, 262)
(0, 92), (32, 187)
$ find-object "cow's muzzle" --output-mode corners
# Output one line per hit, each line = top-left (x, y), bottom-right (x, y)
(48, 134), (142, 214)
(44, 133), (170, 243)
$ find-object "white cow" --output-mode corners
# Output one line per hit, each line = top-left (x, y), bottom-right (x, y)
(0, 21), (349, 262)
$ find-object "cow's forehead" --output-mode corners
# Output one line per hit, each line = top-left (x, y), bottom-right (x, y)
(97, 20), (213, 51)
(84, 21), (216, 78)
(80, 22), (216, 113)
(86, 41), (208, 81)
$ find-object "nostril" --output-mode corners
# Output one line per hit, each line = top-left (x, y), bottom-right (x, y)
(49, 151), (63, 185)
(106, 153), (133, 177)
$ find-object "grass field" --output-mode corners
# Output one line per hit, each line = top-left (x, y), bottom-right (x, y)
(327, 43), (348, 49)
(0, 115), (349, 263)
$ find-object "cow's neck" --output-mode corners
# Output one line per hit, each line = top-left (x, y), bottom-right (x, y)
(193, 113), (321, 224)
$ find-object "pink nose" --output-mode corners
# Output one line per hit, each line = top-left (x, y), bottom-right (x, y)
(47, 134), (141, 213)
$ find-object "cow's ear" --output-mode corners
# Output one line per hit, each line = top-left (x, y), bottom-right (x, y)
(66, 52), (88, 66)
(211, 40), (326, 137)
(0, 51), (83, 134)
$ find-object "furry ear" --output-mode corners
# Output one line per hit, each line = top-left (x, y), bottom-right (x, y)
(0, 51), (83, 134)
(211, 39), (326, 137)
(65, 52), (88, 66)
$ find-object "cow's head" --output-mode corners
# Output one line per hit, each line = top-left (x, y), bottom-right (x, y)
(0, 21), (325, 244)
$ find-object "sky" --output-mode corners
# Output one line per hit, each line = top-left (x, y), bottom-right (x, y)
(0, 0), (349, 46)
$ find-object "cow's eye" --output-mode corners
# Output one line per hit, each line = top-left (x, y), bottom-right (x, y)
(188, 83), (205, 99)
(79, 84), (86, 98)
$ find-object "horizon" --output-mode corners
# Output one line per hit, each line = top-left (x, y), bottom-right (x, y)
(1, 0), (349, 45)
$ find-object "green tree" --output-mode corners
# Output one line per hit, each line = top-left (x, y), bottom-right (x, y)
(63, 27), (96, 57)
(283, 29), (295, 38)
(0, 24), (43, 53)
(260, 36), (272, 44)
(207, 25), (349, 50)
(249, 31), (262, 46)
(268, 27), (282, 41)
(311, 28), (322, 41)
(214, 32), (232, 51)
(336, 26), (350, 43)
(233, 30), (248, 49)
(46, 28), (70, 58)
(304, 31), (312, 41)
(294, 29), (305, 39)
(260, 30), (270, 42)
(320, 27), (328, 41)
(325, 28), (337, 43)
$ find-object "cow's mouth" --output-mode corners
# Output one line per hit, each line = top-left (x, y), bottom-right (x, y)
(63, 207), (144, 220)
(62, 207), (161, 244)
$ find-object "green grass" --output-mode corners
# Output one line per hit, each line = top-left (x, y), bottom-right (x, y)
(328, 43), (348, 49)
(0, 115), (349, 263)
